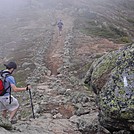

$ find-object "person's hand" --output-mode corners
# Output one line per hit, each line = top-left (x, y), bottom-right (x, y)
(26, 84), (31, 90)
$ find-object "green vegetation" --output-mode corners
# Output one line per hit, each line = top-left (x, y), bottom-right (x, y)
(0, 65), (5, 71)
(14, 71), (27, 87)
(81, 20), (132, 43)
(70, 62), (92, 79)
(127, 18), (134, 25)
(87, 20), (98, 26)
(119, 36), (132, 43)
(20, 108), (31, 118)
(0, 63), (32, 87)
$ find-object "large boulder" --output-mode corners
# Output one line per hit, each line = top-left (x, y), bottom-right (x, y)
(84, 43), (134, 132)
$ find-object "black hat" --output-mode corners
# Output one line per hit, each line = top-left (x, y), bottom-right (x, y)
(4, 62), (17, 69)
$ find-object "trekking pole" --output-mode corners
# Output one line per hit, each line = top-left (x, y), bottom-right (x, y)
(27, 84), (35, 119)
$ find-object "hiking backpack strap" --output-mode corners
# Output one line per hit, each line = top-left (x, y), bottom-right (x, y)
(0, 71), (12, 104)
(5, 72), (12, 104)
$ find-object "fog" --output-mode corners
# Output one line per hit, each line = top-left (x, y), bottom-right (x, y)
(0, 0), (26, 9)
(0, 0), (133, 57)
(0, 0), (112, 12)
(0, 0), (122, 14)
(0, 0), (133, 19)
(0, 0), (28, 14)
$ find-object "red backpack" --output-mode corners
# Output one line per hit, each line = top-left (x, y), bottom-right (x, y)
(0, 71), (11, 96)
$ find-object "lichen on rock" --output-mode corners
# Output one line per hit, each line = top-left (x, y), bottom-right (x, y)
(84, 43), (134, 132)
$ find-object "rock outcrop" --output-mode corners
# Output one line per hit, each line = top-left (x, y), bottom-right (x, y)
(84, 43), (134, 132)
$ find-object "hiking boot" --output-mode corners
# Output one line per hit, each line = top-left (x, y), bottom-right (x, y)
(11, 120), (17, 124)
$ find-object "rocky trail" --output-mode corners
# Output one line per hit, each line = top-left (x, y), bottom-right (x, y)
(46, 11), (74, 75)
(10, 9), (123, 134)
(0, 0), (130, 133)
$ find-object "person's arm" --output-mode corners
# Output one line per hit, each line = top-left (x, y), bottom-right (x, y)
(11, 84), (27, 92)
(7, 76), (31, 92)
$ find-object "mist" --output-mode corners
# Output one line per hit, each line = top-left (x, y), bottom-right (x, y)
(0, 0), (27, 14)
(0, 0), (117, 16)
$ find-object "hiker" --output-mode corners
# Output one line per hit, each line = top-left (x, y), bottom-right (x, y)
(0, 61), (31, 124)
(57, 20), (63, 36)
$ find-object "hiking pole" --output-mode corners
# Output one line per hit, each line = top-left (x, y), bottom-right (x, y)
(27, 84), (35, 119)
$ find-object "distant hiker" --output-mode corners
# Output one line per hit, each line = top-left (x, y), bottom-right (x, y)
(0, 61), (31, 124)
(57, 20), (63, 36)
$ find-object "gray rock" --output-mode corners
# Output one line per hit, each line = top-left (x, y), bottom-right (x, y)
(22, 62), (32, 68)
(0, 117), (12, 130)
(113, 130), (131, 134)
(34, 104), (41, 114)
(0, 127), (11, 134)
(76, 113), (99, 133)
(84, 43), (134, 132)
(53, 113), (62, 119)
(75, 107), (90, 116)
(57, 88), (66, 95)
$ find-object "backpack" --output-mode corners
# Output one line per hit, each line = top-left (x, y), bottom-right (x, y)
(57, 21), (63, 28)
(0, 71), (12, 103)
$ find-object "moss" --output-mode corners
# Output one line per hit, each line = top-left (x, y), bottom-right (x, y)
(110, 107), (119, 113)
(129, 104), (134, 109)
(120, 111), (133, 119)
(127, 18), (134, 25)
(92, 54), (117, 79)
(118, 90), (125, 95)
(85, 43), (134, 128)
(80, 20), (131, 43)
(83, 63), (93, 71)
(109, 26), (127, 37)
(0, 65), (5, 70)
(83, 26), (117, 39)
(119, 36), (132, 43)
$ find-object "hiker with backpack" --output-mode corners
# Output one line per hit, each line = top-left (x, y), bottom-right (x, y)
(57, 19), (63, 36)
(0, 61), (31, 124)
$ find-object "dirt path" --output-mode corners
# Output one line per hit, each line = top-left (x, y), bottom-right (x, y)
(45, 10), (123, 77)
(46, 11), (74, 75)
